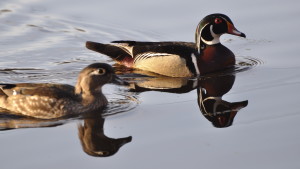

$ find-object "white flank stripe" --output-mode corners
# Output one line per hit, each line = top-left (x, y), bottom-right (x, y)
(146, 53), (172, 57)
(134, 52), (172, 62)
(191, 53), (200, 75)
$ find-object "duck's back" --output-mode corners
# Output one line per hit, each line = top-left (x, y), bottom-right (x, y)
(0, 84), (80, 119)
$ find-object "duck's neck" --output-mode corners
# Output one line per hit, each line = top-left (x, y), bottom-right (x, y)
(195, 23), (221, 53)
(76, 87), (108, 111)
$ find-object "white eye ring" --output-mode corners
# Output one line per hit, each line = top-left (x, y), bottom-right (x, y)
(98, 68), (106, 75)
(90, 68), (106, 75)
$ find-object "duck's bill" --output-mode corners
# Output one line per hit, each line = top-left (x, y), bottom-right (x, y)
(111, 75), (129, 86)
(227, 22), (246, 38)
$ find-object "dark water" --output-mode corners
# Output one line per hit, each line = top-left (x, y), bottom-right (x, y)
(1, 0), (300, 168)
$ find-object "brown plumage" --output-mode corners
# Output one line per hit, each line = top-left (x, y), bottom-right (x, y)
(0, 63), (121, 119)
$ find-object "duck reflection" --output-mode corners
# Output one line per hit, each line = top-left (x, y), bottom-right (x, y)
(128, 76), (198, 93)
(114, 65), (198, 93)
(0, 108), (65, 130)
(197, 75), (248, 127)
(0, 108), (132, 157)
(124, 71), (248, 127)
(78, 110), (132, 157)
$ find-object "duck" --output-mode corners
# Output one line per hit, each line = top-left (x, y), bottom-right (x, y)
(0, 63), (124, 119)
(86, 13), (246, 77)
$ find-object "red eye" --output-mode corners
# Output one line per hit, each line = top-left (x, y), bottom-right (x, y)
(214, 18), (222, 24)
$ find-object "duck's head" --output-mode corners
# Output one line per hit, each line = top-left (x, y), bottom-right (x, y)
(195, 13), (246, 52)
(75, 63), (124, 95)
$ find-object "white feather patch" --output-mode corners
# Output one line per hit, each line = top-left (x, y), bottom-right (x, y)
(191, 53), (200, 75)
(113, 43), (134, 56)
(134, 52), (172, 63)
(201, 25), (221, 45)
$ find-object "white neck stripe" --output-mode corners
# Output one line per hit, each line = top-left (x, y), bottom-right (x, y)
(197, 23), (209, 53)
(191, 53), (200, 75)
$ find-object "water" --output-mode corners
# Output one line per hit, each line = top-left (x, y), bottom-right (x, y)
(1, 0), (300, 168)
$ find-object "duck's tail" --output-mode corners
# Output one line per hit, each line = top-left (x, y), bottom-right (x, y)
(0, 84), (15, 97)
(86, 41), (134, 67)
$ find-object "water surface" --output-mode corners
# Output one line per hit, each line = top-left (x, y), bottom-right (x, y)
(0, 0), (300, 169)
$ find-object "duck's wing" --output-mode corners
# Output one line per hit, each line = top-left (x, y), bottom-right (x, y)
(86, 41), (196, 66)
(111, 40), (195, 48)
(0, 83), (76, 99)
(86, 41), (134, 63)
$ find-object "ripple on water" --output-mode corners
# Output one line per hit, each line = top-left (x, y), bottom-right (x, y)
(235, 56), (264, 73)
(0, 9), (12, 15)
(103, 89), (139, 117)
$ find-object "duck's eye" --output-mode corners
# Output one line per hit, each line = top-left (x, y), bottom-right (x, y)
(214, 18), (222, 24)
(98, 68), (106, 75)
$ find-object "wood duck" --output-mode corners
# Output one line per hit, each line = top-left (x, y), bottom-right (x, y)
(86, 13), (246, 77)
(0, 63), (124, 119)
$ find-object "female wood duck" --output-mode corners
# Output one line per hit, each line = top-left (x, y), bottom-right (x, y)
(0, 63), (123, 119)
(86, 13), (246, 77)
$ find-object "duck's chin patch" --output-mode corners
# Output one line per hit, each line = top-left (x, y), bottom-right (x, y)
(201, 36), (220, 45)
(201, 25), (221, 45)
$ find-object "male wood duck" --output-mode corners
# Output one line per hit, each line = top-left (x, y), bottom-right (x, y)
(0, 63), (124, 119)
(86, 13), (246, 77)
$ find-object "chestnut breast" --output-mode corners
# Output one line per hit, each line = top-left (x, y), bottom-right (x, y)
(198, 44), (235, 74)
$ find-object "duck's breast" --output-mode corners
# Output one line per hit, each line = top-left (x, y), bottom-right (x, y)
(199, 44), (235, 74)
